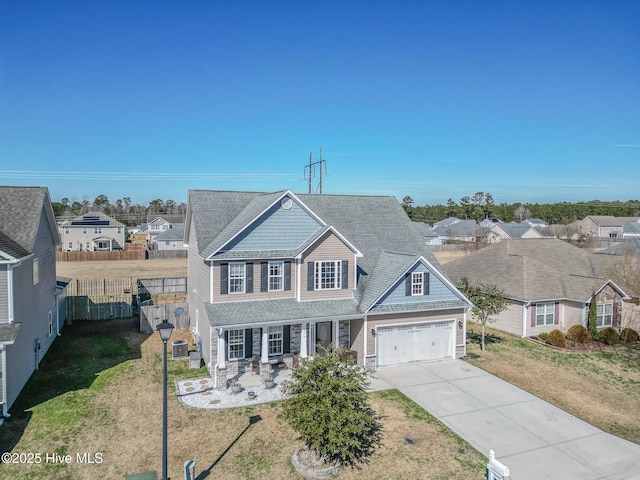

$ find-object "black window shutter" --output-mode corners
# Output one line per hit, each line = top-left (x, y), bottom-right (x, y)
(244, 329), (253, 358)
(246, 263), (253, 293)
(307, 262), (315, 291)
(283, 325), (290, 354)
(261, 262), (268, 292)
(341, 260), (349, 289)
(224, 330), (228, 360)
(405, 273), (412, 296)
(220, 263), (228, 295)
(284, 261), (291, 291)
(423, 272), (430, 295)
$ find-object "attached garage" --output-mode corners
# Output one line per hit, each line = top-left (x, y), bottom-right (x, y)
(376, 321), (454, 367)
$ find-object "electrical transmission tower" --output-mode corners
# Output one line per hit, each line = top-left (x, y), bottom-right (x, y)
(303, 147), (327, 194)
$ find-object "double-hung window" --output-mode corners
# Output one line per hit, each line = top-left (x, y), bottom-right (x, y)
(94, 226), (102, 234)
(269, 261), (284, 291)
(268, 326), (283, 355)
(228, 329), (244, 360)
(315, 261), (341, 290)
(229, 262), (246, 294)
(411, 272), (424, 296)
(596, 303), (613, 327)
(535, 302), (555, 326)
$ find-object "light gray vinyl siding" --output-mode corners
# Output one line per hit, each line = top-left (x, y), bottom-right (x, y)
(377, 263), (458, 306)
(224, 197), (322, 252)
(0, 265), (8, 323)
(487, 302), (524, 336)
(187, 221), (213, 368)
(6, 208), (58, 408)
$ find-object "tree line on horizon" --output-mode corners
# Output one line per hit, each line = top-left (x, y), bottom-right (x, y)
(52, 194), (187, 226)
(50, 191), (640, 227)
(401, 192), (640, 225)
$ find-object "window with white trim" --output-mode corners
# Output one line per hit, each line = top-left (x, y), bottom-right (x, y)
(229, 262), (246, 294)
(269, 261), (284, 291)
(64, 227), (70, 235)
(33, 258), (39, 285)
(94, 226), (102, 234)
(596, 303), (613, 327)
(228, 329), (244, 359)
(83, 227), (87, 234)
(268, 326), (283, 355)
(315, 261), (341, 290)
(411, 272), (424, 296)
(67, 241), (73, 250)
(535, 302), (555, 326)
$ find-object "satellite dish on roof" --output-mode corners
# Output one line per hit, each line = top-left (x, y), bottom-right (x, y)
(174, 307), (185, 316)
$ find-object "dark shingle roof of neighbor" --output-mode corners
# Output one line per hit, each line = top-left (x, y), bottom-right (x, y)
(0, 186), (49, 259)
(443, 238), (619, 302)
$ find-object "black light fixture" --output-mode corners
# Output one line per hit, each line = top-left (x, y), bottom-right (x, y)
(371, 328), (376, 337)
(458, 320), (463, 329)
(156, 319), (174, 480)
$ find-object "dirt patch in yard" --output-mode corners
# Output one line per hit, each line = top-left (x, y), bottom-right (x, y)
(465, 324), (640, 444)
(56, 258), (187, 281)
(0, 320), (485, 480)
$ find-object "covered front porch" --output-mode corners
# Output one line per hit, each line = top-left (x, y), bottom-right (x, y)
(211, 318), (354, 388)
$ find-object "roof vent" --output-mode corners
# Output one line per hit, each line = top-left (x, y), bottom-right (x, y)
(281, 198), (293, 210)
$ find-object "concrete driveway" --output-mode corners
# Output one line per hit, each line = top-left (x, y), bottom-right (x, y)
(373, 359), (640, 480)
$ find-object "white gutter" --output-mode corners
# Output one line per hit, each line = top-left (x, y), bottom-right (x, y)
(1, 346), (8, 417)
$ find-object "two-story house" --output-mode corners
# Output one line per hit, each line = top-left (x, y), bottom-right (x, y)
(185, 189), (471, 388)
(0, 186), (61, 415)
(59, 212), (126, 251)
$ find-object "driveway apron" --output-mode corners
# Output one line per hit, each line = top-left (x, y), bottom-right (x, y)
(375, 359), (640, 480)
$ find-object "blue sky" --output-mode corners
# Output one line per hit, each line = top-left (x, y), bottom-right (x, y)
(1, 0), (639, 207)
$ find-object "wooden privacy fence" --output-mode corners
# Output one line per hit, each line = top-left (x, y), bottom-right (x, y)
(137, 277), (187, 296)
(57, 250), (146, 261)
(140, 303), (189, 333)
(67, 295), (133, 321)
(66, 277), (134, 322)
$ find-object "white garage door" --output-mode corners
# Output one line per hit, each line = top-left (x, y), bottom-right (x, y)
(376, 321), (453, 367)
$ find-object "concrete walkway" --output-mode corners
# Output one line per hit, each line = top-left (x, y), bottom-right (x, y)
(373, 359), (640, 480)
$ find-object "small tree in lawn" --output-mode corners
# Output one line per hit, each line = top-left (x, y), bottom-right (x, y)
(588, 293), (599, 341)
(278, 347), (382, 472)
(457, 277), (509, 351)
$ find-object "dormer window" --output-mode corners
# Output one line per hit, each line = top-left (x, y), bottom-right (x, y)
(411, 272), (424, 296)
(315, 261), (342, 290)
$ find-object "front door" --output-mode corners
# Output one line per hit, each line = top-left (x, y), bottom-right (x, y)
(315, 321), (333, 353)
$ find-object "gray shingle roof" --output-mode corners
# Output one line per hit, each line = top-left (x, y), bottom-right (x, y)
(65, 211), (125, 227)
(0, 186), (54, 259)
(205, 298), (360, 327)
(443, 238), (616, 302)
(0, 323), (21, 344)
(586, 216), (640, 227)
(189, 189), (459, 328)
(154, 225), (185, 242)
(495, 223), (536, 238)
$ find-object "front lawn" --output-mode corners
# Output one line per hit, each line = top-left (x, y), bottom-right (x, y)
(465, 323), (640, 444)
(0, 319), (486, 479)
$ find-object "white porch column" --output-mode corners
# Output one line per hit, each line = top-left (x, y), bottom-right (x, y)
(334, 320), (339, 349)
(217, 328), (226, 369)
(300, 322), (308, 358)
(261, 327), (269, 363)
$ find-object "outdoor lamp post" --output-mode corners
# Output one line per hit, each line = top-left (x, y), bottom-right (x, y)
(156, 319), (174, 480)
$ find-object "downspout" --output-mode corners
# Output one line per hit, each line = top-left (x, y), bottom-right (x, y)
(1, 346), (9, 417)
(363, 313), (368, 368)
(522, 301), (531, 338)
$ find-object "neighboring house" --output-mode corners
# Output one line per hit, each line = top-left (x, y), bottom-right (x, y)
(577, 216), (640, 239)
(479, 217), (501, 227)
(432, 219), (487, 243)
(154, 225), (187, 251)
(59, 212), (126, 251)
(140, 215), (185, 241)
(443, 239), (632, 338)
(521, 218), (548, 228)
(186, 189), (471, 388)
(412, 222), (442, 246)
(489, 223), (544, 243)
(623, 222), (640, 239)
(0, 186), (62, 415)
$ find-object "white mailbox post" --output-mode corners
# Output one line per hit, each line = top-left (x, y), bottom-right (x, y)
(486, 450), (510, 480)
(184, 459), (195, 480)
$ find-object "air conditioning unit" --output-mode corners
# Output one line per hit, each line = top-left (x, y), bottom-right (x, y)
(172, 340), (189, 359)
